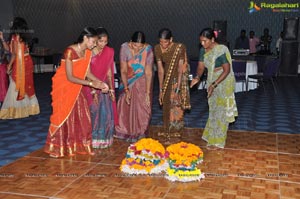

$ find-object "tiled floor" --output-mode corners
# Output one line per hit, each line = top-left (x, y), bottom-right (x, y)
(0, 126), (299, 199)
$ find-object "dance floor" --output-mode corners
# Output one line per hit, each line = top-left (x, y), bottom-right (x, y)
(0, 126), (300, 198)
(1, 72), (300, 198)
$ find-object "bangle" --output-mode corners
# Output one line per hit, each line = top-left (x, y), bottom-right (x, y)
(195, 75), (200, 80)
(124, 88), (129, 93)
(88, 81), (93, 86)
(212, 81), (217, 88)
(174, 88), (180, 94)
(160, 88), (163, 92)
(109, 89), (114, 93)
(91, 89), (96, 94)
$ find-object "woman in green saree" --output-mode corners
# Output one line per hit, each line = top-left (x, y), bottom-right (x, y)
(191, 28), (238, 149)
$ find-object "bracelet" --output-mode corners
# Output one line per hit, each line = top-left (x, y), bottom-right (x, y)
(124, 88), (129, 93)
(174, 88), (180, 94)
(91, 89), (96, 94)
(212, 81), (218, 88)
(195, 75), (200, 80)
(159, 88), (163, 92)
(88, 81), (93, 86)
(109, 89), (114, 93)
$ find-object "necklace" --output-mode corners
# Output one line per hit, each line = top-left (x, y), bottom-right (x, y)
(77, 43), (84, 57)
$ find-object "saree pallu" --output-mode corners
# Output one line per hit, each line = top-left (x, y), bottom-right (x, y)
(0, 54), (40, 119)
(0, 63), (8, 102)
(115, 44), (153, 142)
(82, 46), (117, 148)
(201, 45), (238, 148)
(160, 44), (191, 136)
(44, 49), (93, 157)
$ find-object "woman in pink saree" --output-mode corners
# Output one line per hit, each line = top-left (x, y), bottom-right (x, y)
(83, 27), (118, 149)
(114, 31), (154, 142)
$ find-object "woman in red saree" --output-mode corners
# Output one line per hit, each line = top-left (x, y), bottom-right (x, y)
(0, 31), (9, 105)
(115, 31), (154, 142)
(0, 17), (40, 119)
(44, 27), (109, 158)
(83, 27), (118, 149)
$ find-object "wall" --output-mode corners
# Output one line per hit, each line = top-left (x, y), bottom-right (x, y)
(11, 0), (299, 59)
(0, 0), (14, 39)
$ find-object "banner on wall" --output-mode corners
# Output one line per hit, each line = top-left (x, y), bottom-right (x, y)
(249, 1), (299, 13)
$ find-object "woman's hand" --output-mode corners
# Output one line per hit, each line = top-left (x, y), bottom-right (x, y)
(145, 94), (150, 107)
(109, 90), (115, 101)
(173, 92), (182, 106)
(100, 82), (109, 93)
(7, 64), (12, 75)
(207, 84), (215, 98)
(190, 77), (200, 88)
(125, 91), (131, 105)
(158, 92), (163, 105)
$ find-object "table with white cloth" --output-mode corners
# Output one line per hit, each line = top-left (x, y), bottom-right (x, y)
(234, 60), (258, 92)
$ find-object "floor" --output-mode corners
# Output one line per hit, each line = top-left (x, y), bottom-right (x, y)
(0, 72), (300, 198)
(0, 127), (300, 199)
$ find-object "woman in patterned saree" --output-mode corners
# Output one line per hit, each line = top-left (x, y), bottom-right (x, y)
(190, 28), (238, 149)
(154, 28), (191, 139)
(114, 31), (154, 142)
(44, 27), (109, 157)
(0, 17), (40, 119)
(83, 27), (118, 149)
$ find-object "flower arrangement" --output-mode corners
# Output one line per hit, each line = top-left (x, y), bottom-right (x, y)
(120, 138), (168, 175)
(165, 142), (205, 182)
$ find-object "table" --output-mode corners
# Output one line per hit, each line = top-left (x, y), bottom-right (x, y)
(189, 59), (258, 92)
(31, 52), (54, 73)
(235, 60), (258, 92)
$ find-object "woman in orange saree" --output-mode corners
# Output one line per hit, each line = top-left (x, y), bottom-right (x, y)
(0, 17), (40, 119)
(44, 27), (109, 158)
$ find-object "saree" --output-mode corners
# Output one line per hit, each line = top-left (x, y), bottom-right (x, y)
(0, 35), (40, 119)
(83, 46), (118, 148)
(44, 48), (93, 157)
(154, 43), (191, 137)
(201, 45), (238, 148)
(0, 63), (8, 102)
(0, 42), (8, 102)
(114, 42), (154, 142)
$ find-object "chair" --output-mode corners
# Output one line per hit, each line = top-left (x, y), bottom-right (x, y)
(232, 60), (247, 91)
(246, 58), (280, 93)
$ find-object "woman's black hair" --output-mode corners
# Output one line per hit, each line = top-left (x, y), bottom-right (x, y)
(95, 27), (109, 39)
(199, 28), (216, 40)
(131, 31), (145, 44)
(9, 17), (30, 43)
(158, 28), (172, 40)
(77, 27), (97, 43)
